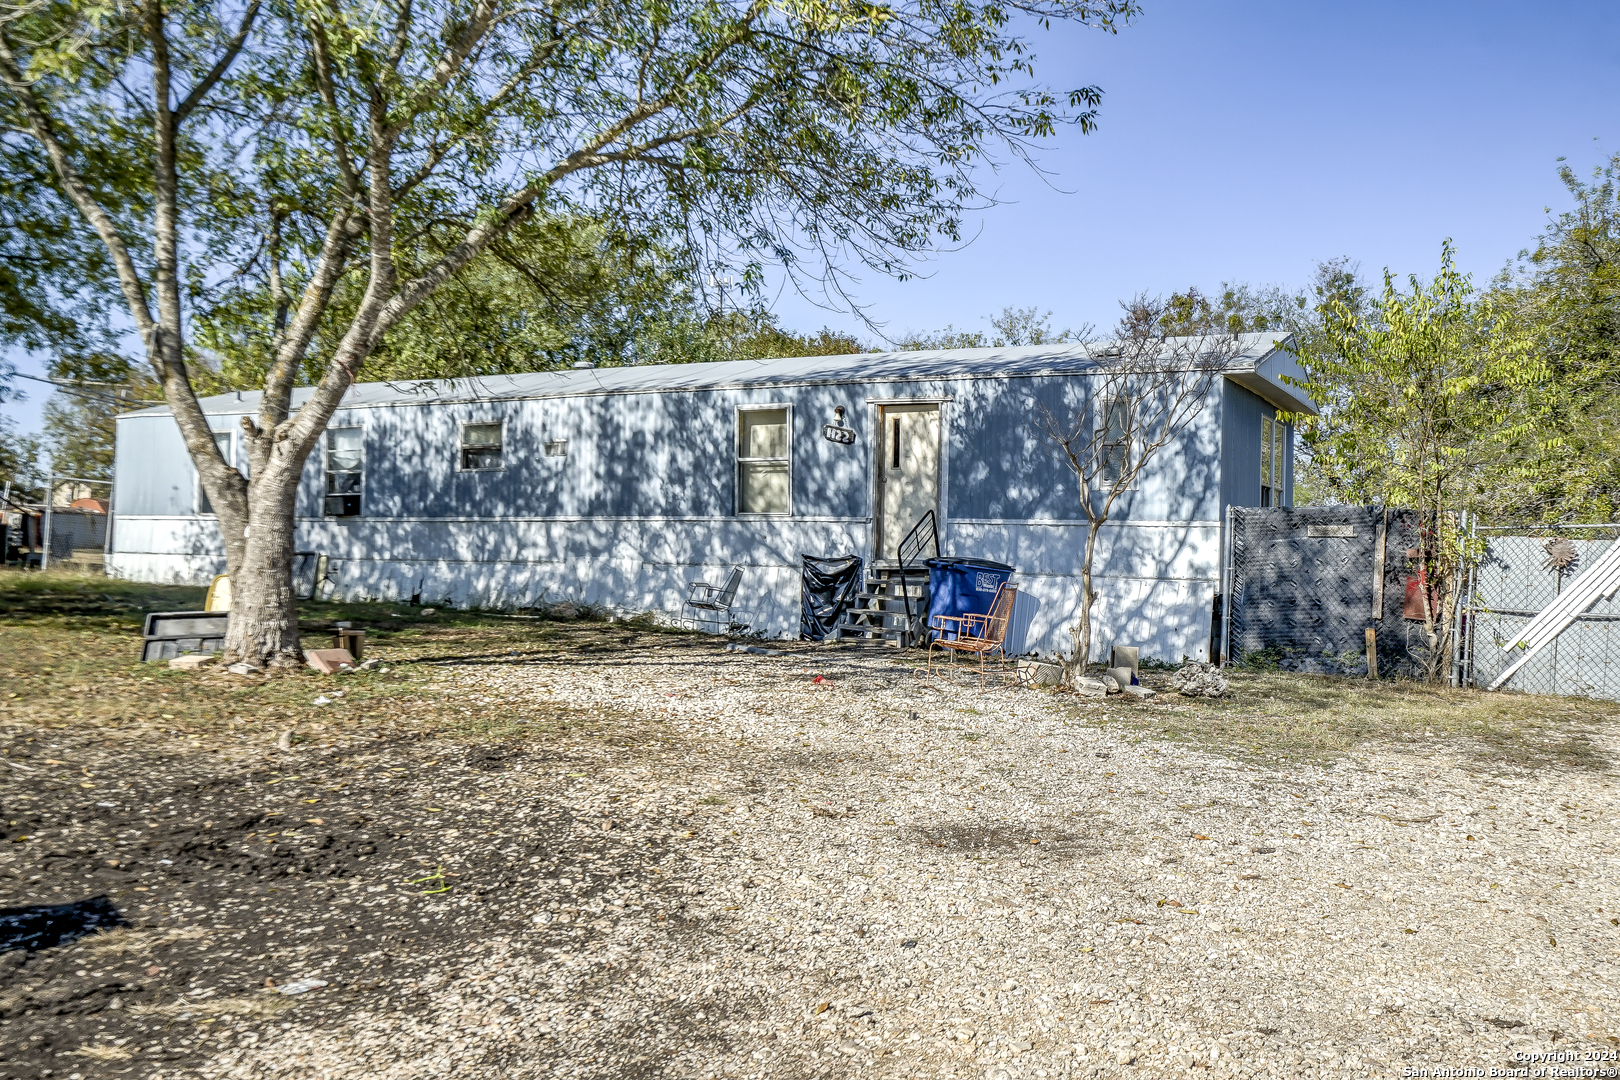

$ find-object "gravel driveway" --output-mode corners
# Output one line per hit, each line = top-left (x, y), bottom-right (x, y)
(7, 641), (1617, 1079)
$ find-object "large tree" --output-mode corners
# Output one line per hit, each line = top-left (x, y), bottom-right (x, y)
(1290, 243), (1542, 681)
(196, 211), (697, 383)
(0, 127), (133, 371)
(0, 0), (1137, 667)
(1486, 153), (1620, 522)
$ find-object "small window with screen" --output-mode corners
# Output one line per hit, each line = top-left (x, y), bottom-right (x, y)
(1099, 397), (1128, 484)
(460, 422), (504, 470)
(324, 427), (363, 517)
(736, 407), (790, 515)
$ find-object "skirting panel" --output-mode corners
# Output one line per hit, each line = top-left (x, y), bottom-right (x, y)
(111, 517), (1220, 661)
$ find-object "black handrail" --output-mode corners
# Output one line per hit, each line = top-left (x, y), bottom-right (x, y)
(896, 510), (939, 642)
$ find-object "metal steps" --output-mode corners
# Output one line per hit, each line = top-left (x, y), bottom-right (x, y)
(833, 567), (930, 647)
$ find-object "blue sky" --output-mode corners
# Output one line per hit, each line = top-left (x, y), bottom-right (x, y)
(771, 0), (1620, 341)
(5, 0), (1618, 434)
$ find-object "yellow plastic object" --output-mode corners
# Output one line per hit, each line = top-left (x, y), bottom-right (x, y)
(204, 574), (233, 612)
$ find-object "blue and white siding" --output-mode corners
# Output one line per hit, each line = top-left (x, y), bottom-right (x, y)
(111, 362), (1296, 663)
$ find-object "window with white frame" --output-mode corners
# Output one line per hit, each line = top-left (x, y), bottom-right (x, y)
(736, 407), (791, 515)
(1260, 413), (1284, 506)
(460, 421), (504, 470)
(1276, 415), (1287, 504)
(197, 431), (233, 515)
(1098, 397), (1129, 484)
(324, 427), (363, 517)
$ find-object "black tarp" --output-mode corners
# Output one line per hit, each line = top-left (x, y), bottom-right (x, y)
(800, 554), (864, 641)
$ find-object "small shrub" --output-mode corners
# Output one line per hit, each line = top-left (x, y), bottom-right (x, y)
(1234, 648), (1284, 672)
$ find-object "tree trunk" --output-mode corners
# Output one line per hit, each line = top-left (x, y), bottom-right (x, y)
(223, 476), (303, 669)
(1065, 519), (1106, 685)
(1414, 502), (1455, 685)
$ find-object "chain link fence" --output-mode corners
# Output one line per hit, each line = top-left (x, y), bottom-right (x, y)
(1225, 506), (1423, 677)
(1462, 524), (1620, 701)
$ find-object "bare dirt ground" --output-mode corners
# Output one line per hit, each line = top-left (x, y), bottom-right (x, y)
(3, 589), (1618, 1080)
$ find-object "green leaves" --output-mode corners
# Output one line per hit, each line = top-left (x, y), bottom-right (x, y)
(6, 0), (1139, 381)
(1490, 152), (1620, 522)
(771, 0), (895, 33)
(1290, 242), (1539, 515)
(1282, 241), (1569, 677)
(1282, 157), (1620, 527)
(3, 0), (1139, 651)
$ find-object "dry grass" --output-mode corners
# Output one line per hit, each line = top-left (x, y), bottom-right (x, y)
(0, 568), (686, 746)
(62, 1044), (135, 1062)
(1084, 669), (1620, 769)
(78, 926), (210, 958)
(128, 991), (300, 1020)
(6, 569), (1615, 773)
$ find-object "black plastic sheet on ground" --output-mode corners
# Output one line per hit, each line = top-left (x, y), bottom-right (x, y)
(801, 554), (863, 641)
(0, 896), (126, 953)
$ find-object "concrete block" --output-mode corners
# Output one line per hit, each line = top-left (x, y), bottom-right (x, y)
(168, 654), (215, 671)
(305, 648), (356, 674)
(1122, 684), (1156, 699)
(1107, 666), (1136, 689)
(1110, 645), (1141, 677)
(1018, 660), (1063, 686)
(1073, 676), (1109, 698)
(332, 628), (366, 661)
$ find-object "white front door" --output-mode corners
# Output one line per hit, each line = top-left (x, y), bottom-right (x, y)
(877, 403), (941, 561)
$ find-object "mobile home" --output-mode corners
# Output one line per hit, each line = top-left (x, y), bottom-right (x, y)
(110, 335), (1312, 660)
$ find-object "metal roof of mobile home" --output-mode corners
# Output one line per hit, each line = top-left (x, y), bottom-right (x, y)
(123, 331), (1314, 417)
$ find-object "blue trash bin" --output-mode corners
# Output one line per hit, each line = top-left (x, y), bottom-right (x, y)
(925, 558), (1015, 641)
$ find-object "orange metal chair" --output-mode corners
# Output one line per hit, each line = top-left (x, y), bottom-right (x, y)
(927, 582), (1017, 689)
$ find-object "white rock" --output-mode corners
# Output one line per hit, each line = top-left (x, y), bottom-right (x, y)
(1018, 660), (1063, 686)
(199, 643), (1620, 1080)
(276, 978), (329, 996)
(1172, 662), (1229, 697)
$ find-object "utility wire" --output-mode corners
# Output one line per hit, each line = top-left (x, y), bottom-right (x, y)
(11, 372), (159, 408)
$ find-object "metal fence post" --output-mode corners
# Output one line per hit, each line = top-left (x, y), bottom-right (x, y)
(40, 455), (53, 572)
(102, 477), (115, 575)
(1219, 504), (1234, 668)
(1450, 510), (1472, 688)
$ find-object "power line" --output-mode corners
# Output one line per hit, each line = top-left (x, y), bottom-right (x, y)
(10, 372), (159, 408)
